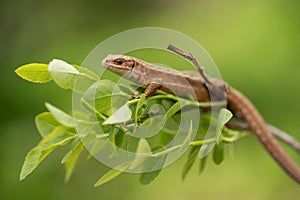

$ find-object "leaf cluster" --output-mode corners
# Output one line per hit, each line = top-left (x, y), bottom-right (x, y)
(15, 59), (249, 186)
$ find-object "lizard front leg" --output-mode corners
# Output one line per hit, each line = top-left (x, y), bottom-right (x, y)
(145, 83), (161, 96)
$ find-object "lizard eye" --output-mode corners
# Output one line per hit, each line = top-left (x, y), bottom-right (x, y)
(115, 59), (123, 65)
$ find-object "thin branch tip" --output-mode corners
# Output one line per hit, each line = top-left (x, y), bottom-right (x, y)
(227, 121), (300, 155)
(167, 44), (212, 85)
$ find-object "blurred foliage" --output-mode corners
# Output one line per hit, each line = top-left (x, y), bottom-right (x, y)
(1, 0), (300, 199)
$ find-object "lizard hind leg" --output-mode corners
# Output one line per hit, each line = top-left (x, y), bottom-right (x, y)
(145, 83), (161, 96)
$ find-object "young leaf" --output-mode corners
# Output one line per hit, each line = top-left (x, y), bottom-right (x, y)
(15, 63), (52, 83)
(49, 59), (79, 74)
(73, 65), (98, 80)
(45, 102), (76, 127)
(48, 59), (79, 89)
(198, 109), (232, 158)
(62, 139), (85, 181)
(20, 147), (46, 181)
(20, 126), (75, 180)
(61, 137), (82, 164)
(94, 162), (131, 187)
(182, 146), (200, 180)
(136, 138), (152, 153)
(129, 138), (152, 170)
(165, 101), (182, 119)
(212, 143), (225, 165)
(83, 80), (129, 113)
(103, 103), (132, 125)
(216, 108), (233, 144)
(35, 112), (61, 138)
(63, 153), (80, 182)
(72, 65), (98, 93)
(135, 93), (146, 123)
(84, 80), (118, 100)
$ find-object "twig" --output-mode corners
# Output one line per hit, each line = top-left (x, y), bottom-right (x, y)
(227, 121), (300, 154)
(167, 44), (212, 85)
(268, 125), (300, 155)
(167, 44), (300, 155)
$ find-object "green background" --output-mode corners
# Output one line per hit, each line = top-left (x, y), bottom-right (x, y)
(1, 0), (300, 199)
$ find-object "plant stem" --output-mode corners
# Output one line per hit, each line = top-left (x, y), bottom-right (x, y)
(127, 94), (226, 108)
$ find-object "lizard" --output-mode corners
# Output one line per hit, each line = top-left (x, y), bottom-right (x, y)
(101, 46), (300, 185)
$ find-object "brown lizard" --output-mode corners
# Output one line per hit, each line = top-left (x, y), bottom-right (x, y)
(101, 46), (300, 184)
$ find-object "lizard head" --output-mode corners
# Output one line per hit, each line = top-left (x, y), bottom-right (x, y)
(101, 54), (137, 76)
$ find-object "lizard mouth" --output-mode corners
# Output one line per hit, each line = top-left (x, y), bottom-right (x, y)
(101, 54), (132, 70)
(101, 55), (121, 69)
(101, 55), (133, 78)
(101, 61), (126, 70)
(101, 57), (110, 68)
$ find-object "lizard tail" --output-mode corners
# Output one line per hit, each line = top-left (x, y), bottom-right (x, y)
(227, 88), (300, 184)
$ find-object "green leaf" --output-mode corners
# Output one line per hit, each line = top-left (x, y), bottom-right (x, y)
(135, 115), (166, 137)
(103, 103), (132, 125)
(87, 137), (107, 159)
(136, 138), (152, 153)
(136, 94), (146, 111)
(198, 109), (233, 158)
(107, 126), (120, 156)
(212, 143), (225, 165)
(15, 63), (52, 83)
(84, 80), (117, 100)
(73, 65), (98, 80)
(48, 60), (98, 93)
(165, 101), (181, 119)
(35, 112), (61, 138)
(130, 138), (152, 170)
(48, 59), (79, 89)
(135, 94), (146, 123)
(108, 126), (117, 146)
(140, 169), (161, 185)
(20, 126), (75, 180)
(45, 102), (76, 127)
(63, 153), (80, 182)
(115, 130), (125, 147)
(198, 144), (214, 159)
(61, 139), (85, 181)
(139, 146), (166, 185)
(83, 80), (129, 113)
(161, 99), (174, 110)
(150, 121), (193, 158)
(182, 146), (200, 180)
(199, 155), (208, 174)
(94, 162), (131, 187)
(72, 65), (99, 93)
(216, 108), (233, 143)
